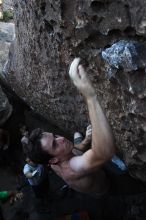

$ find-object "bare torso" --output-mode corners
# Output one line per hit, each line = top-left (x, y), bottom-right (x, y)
(51, 161), (109, 195)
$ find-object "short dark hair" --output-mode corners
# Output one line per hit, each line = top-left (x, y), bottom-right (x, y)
(26, 128), (53, 164)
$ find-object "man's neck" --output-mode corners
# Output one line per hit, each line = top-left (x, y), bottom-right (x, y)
(56, 152), (74, 166)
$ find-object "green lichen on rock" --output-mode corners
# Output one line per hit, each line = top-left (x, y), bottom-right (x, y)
(3, 10), (13, 21)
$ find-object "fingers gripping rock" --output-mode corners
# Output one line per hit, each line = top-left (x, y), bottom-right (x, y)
(78, 65), (87, 80)
(69, 57), (81, 81)
(69, 57), (88, 88)
(69, 58), (96, 98)
(86, 124), (92, 137)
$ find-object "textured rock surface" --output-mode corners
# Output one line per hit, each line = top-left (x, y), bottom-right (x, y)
(0, 85), (12, 125)
(3, 0), (13, 11)
(6, 0), (146, 181)
(0, 22), (15, 79)
(0, 21), (14, 125)
(102, 40), (146, 73)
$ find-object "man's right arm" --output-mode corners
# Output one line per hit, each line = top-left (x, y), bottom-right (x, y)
(69, 58), (115, 173)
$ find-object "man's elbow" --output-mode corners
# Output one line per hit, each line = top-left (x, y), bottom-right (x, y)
(104, 140), (116, 162)
(92, 136), (116, 164)
(98, 138), (115, 163)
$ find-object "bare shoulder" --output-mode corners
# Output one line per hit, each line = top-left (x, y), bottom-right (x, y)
(69, 149), (104, 174)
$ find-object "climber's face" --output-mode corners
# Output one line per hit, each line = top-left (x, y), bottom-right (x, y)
(40, 132), (73, 158)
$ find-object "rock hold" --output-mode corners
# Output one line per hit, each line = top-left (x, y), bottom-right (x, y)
(102, 40), (146, 73)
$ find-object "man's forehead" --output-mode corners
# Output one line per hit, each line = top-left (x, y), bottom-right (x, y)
(41, 132), (54, 150)
(42, 132), (53, 136)
(41, 132), (54, 142)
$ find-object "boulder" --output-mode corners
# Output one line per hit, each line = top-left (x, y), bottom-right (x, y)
(0, 85), (12, 125)
(6, 0), (146, 181)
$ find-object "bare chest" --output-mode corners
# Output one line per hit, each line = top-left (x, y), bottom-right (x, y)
(51, 164), (105, 193)
(51, 163), (81, 183)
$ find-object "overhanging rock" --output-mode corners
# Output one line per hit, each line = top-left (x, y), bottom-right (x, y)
(6, 0), (146, 182)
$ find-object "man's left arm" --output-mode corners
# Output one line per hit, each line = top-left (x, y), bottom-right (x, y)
(73, 137), (91, 155)
(73, 125), (92, 155)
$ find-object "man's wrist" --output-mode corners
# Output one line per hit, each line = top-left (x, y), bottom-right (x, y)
(86, 94), (97, 103)
(84, 136), (91, 143)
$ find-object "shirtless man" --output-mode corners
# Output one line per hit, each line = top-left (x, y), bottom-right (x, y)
(27, 58), (115, 196)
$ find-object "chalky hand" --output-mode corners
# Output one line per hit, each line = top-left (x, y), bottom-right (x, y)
(69, 58), (95, 99)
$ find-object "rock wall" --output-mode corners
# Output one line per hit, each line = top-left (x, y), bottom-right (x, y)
(3, 0), (13, 11)
(0, 15), (15, 126)
(0, 22), (15, 76)
(6, 0), (146, 181)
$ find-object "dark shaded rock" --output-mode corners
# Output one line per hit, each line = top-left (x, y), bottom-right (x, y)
(0, 21), (14, 139)
(127, 0), (146, 35)
(0, 86), (12, 125)
(6, 0), (146, 182)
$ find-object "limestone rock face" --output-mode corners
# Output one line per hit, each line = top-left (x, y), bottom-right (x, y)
(7, 0), (146, 181)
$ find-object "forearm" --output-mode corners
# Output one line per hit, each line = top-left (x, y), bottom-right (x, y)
(74, 137), (91, 152)
(87, 96), (115, 160)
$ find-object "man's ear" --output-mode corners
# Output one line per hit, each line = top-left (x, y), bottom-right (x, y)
(48, 157), (59, 165)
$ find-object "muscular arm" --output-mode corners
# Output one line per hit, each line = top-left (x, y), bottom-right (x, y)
(87, 95), (114, 161)
(69, 58), (115, 172)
